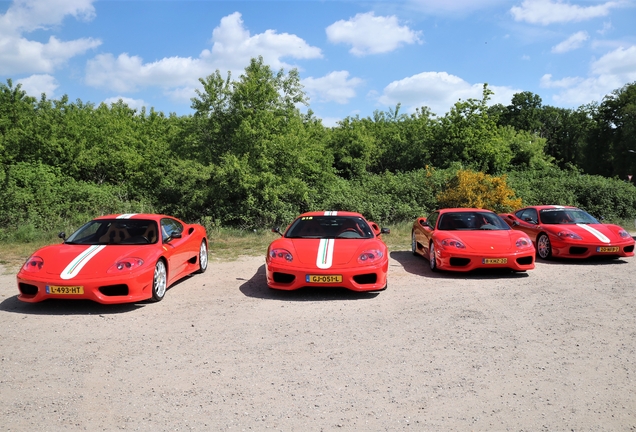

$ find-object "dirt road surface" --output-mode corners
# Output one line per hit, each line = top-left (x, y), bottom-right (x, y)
(1, 251), (635, 431)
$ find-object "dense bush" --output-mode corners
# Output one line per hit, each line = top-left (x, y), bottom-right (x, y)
(436, 170), (522, 213)
(507, 167), (636, 220)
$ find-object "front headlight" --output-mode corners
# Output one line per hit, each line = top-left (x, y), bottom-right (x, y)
(441, 239), (466, 249)
(557, 230), (582, 240)
(618, 229), (631, 238)
(358, 249), (384, 264)
(107, 258), (144, 273)
(22, 256), (44, 272)
(516, 237), (533, 248)
(269, 248), (293, 262)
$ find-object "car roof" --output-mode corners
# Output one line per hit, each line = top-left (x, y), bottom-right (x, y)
(296, 211), (365, 218)
(93, 213), (173, 221)
(525, 205), (578, 211)
(437, 208), (495, 214)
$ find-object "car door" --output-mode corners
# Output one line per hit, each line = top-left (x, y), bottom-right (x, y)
(161, 218), (190, 283)
(420, 211), (438, 258)
(513, 208), (540, 242)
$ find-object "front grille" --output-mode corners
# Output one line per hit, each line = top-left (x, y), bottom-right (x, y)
(273, 272), (295, 284)
(516, 256), (534, 265)
(18, 283), (38, 295)
(569, 247), (588, 255)
(353, 273), (377, 285)
(98, 284), (129, 296)
(450, 257), (470, 267)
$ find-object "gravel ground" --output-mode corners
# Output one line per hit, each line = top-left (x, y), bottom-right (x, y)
(1, 250), (635, 431)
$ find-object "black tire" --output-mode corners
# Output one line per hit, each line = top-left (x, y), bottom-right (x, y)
(196, 239), (208, 274)
(537, 233), (552, 260)
(429, 242), (438, 272)
(151, 260), (167, 302)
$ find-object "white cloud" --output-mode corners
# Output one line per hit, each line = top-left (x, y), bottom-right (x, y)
(551, 31), (589, 53)
(0, 0), (101, 75)
(302, 71), (364, 104)
(378, 71), (521, 115)
(540, 73), (584, 88)
(597, 21), (613, 35)
(511, 0), (621, 25)
(543, 45), (636, 105)
(103, 96), (148, 112)
(16, 74), (58, 98)
(326, 12), (422, 56)
(0, 0), (96, 35)
(86, 53), (207, 93)
(86, 12), (322, 94)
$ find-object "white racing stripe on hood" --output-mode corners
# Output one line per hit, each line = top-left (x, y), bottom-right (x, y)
(316, 238), (335, 269)
(576, 223), (610, 243)
(60, 245), (106, 280)
(60, 214), (137, 279)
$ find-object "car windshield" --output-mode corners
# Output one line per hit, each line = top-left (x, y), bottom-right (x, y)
(437, 212), (510, 231)
(65, 219), (159, 245)
(539, 208), (599, 224)
(285, 216), (374, 239)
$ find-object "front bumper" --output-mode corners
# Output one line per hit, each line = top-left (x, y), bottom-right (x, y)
(16, 269), (154, 304)
(265, 260), (388, 292)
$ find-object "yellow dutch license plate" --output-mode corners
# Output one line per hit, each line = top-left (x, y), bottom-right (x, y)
(306, 275), (343, 284)
(597, 246), (619, 253)
(47, 285), (84, 295)
(482, 258), (508, 265)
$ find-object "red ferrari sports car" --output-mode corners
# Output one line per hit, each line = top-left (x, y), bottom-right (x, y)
(266, 211), (390, 292)
(411, 208), (535, 272)
(16, 214), (208, 304)
(499, 205), (635, 260)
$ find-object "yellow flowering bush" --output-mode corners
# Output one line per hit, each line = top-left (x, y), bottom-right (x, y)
(437, 170), (522, 213)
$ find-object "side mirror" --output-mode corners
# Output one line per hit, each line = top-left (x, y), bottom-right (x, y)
(272, 227), (283, 236)
(172, 232), (182, 239)
(380, 227), (390, 235)
(58, 232), (66, 240)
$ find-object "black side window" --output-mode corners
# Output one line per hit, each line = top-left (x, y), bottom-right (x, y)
(161, 218), (183, 242)
(427, 212), (439, 229)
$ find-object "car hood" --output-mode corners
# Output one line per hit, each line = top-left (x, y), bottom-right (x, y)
(282, 238), (384, 267)
(544, 223), (627, 244)
(443, 230), (516, 252)
(31, 244), (156, 279)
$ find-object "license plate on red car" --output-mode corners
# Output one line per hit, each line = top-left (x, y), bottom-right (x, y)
(46, 285), (84, 295)
(306, 275), (343, 283)
(597, 246), (619, 253)
(482, 258), (507, 264)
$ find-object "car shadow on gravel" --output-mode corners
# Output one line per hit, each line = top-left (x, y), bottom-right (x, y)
(238, 264), (381, 301)
(536, 256), (632, 266)
(391, 250), (531, 280)
(0, 295), (144, 315)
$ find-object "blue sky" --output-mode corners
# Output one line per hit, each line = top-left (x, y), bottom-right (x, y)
(1, 0), (635, 126)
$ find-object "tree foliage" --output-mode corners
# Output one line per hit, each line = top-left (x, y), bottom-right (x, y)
(1, 65), (636, 239)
